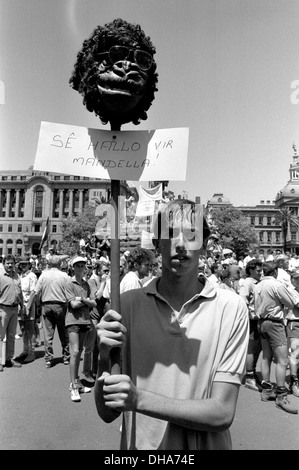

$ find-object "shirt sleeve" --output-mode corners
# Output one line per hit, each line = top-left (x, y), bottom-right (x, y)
(214, 297), (249, 385)
(64, 279), (76, 302)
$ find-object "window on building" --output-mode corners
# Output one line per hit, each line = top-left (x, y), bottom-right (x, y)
(2, 176), (7, 181)
(17, 224), (22, 232)
(64, 176), (70, 181)
(250, 216), (255, 225)
(0, 239), (3, 244)
(276, 232), (280, 243)
(20, 176), (26, 181)
(34, 185), (44, 218)
(11, 176), (17, 181)
(74, 176), (80, 180)
(8, 224), (12, 232)
(267, 232), (272, 243)
(34, 224), (41, 232)
(7, 239), (13, 244)
(259, 231), (264, 242)
(291, 232), (296, 241)
(17, 248), (22, 256)
(267, 217), (271, 225)
(52, 225), (57, 233)
(54, 176), (60, 181)
(259, 217), (263, 225)
(0, 225), (2, 232)
(16, 239), (22, 245)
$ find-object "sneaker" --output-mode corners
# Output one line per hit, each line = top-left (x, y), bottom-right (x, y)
(63, 359), (70, 365)
(46, 361), (52, 369)
(245, 378), (261, 392)
(291, 381), (299, 398)
(261, 387), (276, 401)
(75, 378), (91, 393)
(15, 334), (22, 340)
(81, 372), (95, 383)
(69, 383), (81, 402)
(276, 393), (298, 414)
(5, 359), (22, 368)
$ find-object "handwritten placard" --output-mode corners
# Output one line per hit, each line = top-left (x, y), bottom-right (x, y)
(33, 121), (189, 181)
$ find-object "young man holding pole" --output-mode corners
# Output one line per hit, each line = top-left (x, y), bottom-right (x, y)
(95, 199), (249, 450)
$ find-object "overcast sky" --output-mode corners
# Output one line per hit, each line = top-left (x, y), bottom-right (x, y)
(1, 0), (299, 206)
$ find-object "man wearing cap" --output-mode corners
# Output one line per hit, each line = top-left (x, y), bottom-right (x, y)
(0, 255), (24, 371)
(65, 256), (96, 402)
(286, 271), (299, 398)
(32, 255), (70, 368)
(254, 261), (299, 413)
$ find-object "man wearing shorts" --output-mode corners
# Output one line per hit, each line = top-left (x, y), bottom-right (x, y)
(254, 261), (299, 413)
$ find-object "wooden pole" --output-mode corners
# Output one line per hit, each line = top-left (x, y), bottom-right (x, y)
(110, 122), (121, 375)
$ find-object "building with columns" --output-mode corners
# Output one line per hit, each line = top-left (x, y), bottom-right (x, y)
(206, 146), (299, 255)
(0, 167), (131, 257)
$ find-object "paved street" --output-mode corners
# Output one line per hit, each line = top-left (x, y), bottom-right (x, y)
(1, 327), (299, 451)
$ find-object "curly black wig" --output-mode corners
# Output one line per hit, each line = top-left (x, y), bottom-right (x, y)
(69, 18), (158, 126)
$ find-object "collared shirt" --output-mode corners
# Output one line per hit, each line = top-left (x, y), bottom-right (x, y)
(239, 276), (259, 320)
(119, 277), (249, 450)
(34, 267), (69, 303)
(0, 270), (23, 306)
(64, 276), (93, 326)
(254, 276), (296, 320)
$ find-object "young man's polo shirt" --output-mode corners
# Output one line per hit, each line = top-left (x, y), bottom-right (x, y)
(65, 276), (93, 327)
(119, 277), (249, 450)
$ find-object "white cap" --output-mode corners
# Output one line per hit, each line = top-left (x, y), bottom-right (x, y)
(72, 256), (87, 266)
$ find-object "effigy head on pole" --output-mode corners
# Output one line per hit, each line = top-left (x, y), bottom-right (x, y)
(69, 18), (158, 128)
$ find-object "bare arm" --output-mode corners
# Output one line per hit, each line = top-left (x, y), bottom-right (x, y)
(98, 373), (239, 432)
(94, 309), (240, 430)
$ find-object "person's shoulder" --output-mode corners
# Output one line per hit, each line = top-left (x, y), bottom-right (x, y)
(120, 285), (147, 301)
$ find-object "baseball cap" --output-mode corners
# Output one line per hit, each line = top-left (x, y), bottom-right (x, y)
(72, 256), (87, 266)
(223, 248), (232, 256)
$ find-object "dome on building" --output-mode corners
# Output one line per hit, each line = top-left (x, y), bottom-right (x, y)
(276, 182), (299, 200)
(207, 193), (231, 206)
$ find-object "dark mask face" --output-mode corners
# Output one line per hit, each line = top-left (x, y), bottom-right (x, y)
(95, 51), (150, 123)
(69, 19), (158, 127)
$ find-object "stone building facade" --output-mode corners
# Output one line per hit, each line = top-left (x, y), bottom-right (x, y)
(0, 167), (130, 257)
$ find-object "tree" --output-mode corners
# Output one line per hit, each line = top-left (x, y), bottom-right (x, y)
(207, 206), (258, 259)
(60, 205), (99, 256)
(273, 207), (299, 253)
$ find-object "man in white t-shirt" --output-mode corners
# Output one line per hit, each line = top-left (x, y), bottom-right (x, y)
(120, 247), (154, 294)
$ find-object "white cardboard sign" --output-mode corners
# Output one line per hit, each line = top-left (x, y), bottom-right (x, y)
(33, 121), (189, 181)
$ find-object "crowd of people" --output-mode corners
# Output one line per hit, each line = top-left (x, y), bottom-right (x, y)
(1, 199), (299, 449)
(0, 241), (161, 402)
